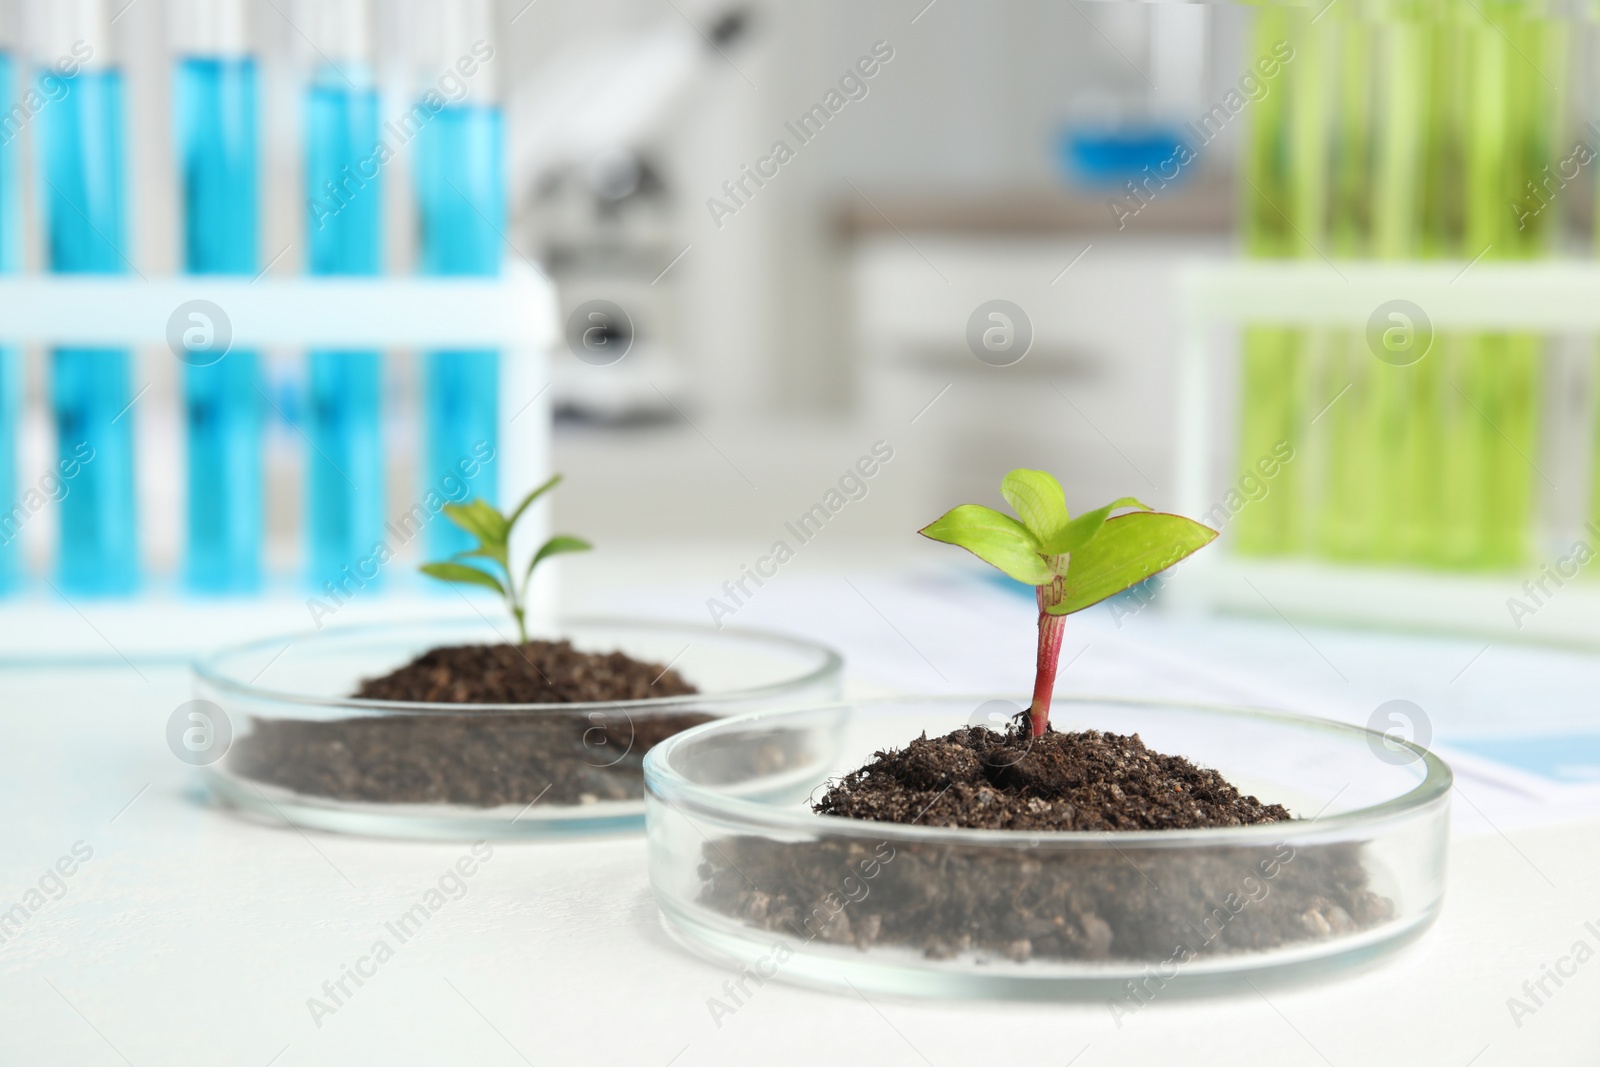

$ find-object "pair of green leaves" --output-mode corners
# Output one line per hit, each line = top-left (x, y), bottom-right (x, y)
(420, 474), (592, 643)
(919, 469), (1216, 615)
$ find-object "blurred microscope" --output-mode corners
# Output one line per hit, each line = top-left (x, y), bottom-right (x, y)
(512, 7), (749, 425)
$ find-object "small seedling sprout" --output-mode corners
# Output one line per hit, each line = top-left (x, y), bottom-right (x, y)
(420, 474), (592, 645)
(921, 469), (1217, 738)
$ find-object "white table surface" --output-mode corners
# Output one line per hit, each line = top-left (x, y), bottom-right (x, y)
(2, 563), (1598, 1066)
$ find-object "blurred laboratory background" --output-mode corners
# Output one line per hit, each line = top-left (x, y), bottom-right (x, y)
(3, 0), (1600, 643)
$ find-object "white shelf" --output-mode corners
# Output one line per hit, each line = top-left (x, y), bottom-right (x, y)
(0, 262), (555, 347)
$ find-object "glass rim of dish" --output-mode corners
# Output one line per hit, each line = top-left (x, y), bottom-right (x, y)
(192, 615), (845, 716)
(644, 694), (1455, 847)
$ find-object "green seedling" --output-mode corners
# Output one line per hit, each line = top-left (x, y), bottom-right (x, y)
(420, 474), (592, 645)
(921, 469), (1217, 738)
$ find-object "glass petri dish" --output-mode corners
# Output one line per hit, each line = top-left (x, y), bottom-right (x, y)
(191, 617), (842, 839)
(644, 696), (1451, 999)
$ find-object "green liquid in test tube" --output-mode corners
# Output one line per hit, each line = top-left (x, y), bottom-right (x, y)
(1489, 8), (1561, 569)
(1442, 4), (1559, 570)
(1313, 8), (1379, 562)
(1234, 3), (1308, 557)
(1369, 11), (1430, 565)
(1421, 5), (1472, 570)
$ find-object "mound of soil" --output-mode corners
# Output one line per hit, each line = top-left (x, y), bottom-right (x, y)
(353, 639), (696, 704)
(228, 640), (706, 807)
(813, 724), (1292, 831)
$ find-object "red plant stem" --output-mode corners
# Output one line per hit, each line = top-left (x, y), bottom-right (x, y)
(1030, 578), (1068, 737)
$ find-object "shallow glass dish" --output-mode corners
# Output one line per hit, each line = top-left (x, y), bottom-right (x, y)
(191, 617), (842, 839)
(644, 696), (1451, 999)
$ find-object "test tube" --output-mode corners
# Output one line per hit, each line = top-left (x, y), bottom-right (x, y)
(36, 0), (138, 595)
(0, 16), (18, 592)
(304, 0), (384, 589)
(172, 0), (263, 592)
(1232, 3), (1306, 559)
(413, 0), (502, 559)
(1313, 9), (1377, 562)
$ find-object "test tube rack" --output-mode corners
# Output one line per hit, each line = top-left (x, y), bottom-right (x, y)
(1172, 258), (1600, 650)
(0, 263), (556, 657)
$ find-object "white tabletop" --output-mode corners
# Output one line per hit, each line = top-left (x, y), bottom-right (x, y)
(1, 564), (1595, 1066)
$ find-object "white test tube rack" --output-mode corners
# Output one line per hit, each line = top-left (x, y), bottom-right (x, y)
(0, 263), (558, 654)
(1170, 258), (1600, 650)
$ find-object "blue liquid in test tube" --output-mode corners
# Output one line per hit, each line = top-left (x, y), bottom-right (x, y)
(413, 0), (503, 560)
(0, 49), (19, 592)
(38, 57), (138, 595)
(415, 103), (503, 559)
(305, 62), (384, 588)
(175, 47), (263, 592)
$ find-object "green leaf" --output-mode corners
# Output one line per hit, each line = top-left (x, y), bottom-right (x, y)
(1049, 512), (1218, 615)
(455, 545), (509, 578)
(469, 499), (512, 546)
(920, 505), (1053, 586)
(1000, 469), (1070, 542)
(442, 500), (509, 549)
(419, 561), (506, 596)
(1041, 496), (1151, 555)
(523, 534), (592, 586)
(507, 474), (562, 532)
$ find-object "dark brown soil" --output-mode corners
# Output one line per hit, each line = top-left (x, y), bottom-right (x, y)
(695, 720), (1392, 965)
(228, 640), (707, 807)
(699, 833), (1390, 965)
(352, 639), (696, 704)
(813, 723), (1292, 831)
